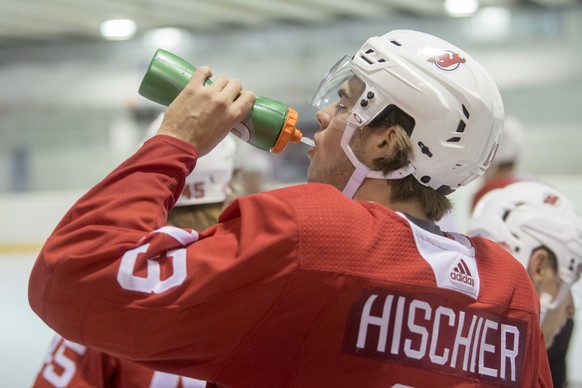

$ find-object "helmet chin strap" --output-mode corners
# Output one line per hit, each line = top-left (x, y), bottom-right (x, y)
(539, 282), (570, 324)
(340, 115), (416, 199)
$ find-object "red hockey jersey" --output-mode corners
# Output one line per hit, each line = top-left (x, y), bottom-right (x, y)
(33, 335), (206, 387)
(29, 135), (552, 387)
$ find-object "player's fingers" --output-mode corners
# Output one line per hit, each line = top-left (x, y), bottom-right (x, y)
(232, 90), (256, 120)
(210, 75), (229, 91)
(221, 78), (244, 101)
(190, 66), (213, 88)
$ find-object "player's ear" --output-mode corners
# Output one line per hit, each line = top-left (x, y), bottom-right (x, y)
(528, 248), (552, 284)
(369, 125), (397, 158)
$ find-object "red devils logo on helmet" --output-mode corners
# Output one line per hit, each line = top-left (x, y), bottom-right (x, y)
(427, 50), (466, 71)
(543, 194), (560, 206)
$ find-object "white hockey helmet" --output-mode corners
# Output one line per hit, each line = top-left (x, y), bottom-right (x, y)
(146, 113), (236, 206)
(468, 181), (582, 287)
(311, 30), (504, 197)
(492, 116), (525, 167)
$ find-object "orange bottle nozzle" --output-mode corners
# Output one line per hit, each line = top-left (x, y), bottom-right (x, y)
(271, 108), (302, 154)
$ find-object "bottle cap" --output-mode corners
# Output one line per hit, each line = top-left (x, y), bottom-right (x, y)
(271, 108), (302, 154)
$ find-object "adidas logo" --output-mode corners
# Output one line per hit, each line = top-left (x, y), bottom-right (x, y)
(450, 258), (475, 287)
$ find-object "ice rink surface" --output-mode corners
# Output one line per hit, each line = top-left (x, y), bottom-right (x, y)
(1, 253), (55, 387)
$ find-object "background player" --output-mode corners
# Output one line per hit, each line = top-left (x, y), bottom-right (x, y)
(468, 180), (582, 387)
(470, 116), (534, 211)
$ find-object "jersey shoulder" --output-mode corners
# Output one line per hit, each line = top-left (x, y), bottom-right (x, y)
(470, 236), (539, 314)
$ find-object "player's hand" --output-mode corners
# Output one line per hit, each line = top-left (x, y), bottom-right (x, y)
(157, 66), (256, 156)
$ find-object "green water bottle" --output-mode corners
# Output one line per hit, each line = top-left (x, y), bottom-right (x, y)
(138, 49), (304, 153)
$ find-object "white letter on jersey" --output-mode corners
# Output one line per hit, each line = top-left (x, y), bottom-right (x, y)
(41, 337), (87, 387)
(450, 312), (477, 371)
(429, 306), (455, 365)
(357, 294), (394, 352)
(479, 319), (499, 377)
(390, 296), (406, 355)
(117, 226), (198, 294)
(150, 371), (206, 388)
(500, 324), (520, 381)
(404, 300), (431, 360)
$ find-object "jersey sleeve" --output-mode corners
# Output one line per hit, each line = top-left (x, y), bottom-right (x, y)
(28, 135), (300, 381)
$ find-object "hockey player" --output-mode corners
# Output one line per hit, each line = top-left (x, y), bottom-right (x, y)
(468, 180), (582, 387)
(29, 30), (552, 386)
(470, 116), (534, 211)
(32, 126), (236, 388)
(467, 115), (575, 388)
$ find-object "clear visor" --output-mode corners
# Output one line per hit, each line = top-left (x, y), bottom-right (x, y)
(310, 55), (366, 123)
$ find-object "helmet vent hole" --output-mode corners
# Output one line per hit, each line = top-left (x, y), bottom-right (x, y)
(390, 40), (402, 46)
(446, 137), (461, 143)
(462, 104), (470, 119)
(456, 120), (466, 133)
(360, 48), (389, 65)
(502, 210), (511, 221)
(361, 55), (373, 65)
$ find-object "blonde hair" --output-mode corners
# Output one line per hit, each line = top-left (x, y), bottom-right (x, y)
(167, 202), (224, 230)
(368, 105), (452, 221)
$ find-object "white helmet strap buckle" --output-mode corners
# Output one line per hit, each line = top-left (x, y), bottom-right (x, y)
(539, 282), (570, 324)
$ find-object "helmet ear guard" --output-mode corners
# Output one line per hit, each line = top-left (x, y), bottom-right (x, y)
(311, 30), (504, 197)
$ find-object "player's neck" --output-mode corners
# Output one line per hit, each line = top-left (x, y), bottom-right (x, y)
(353, 179), (431, 222)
